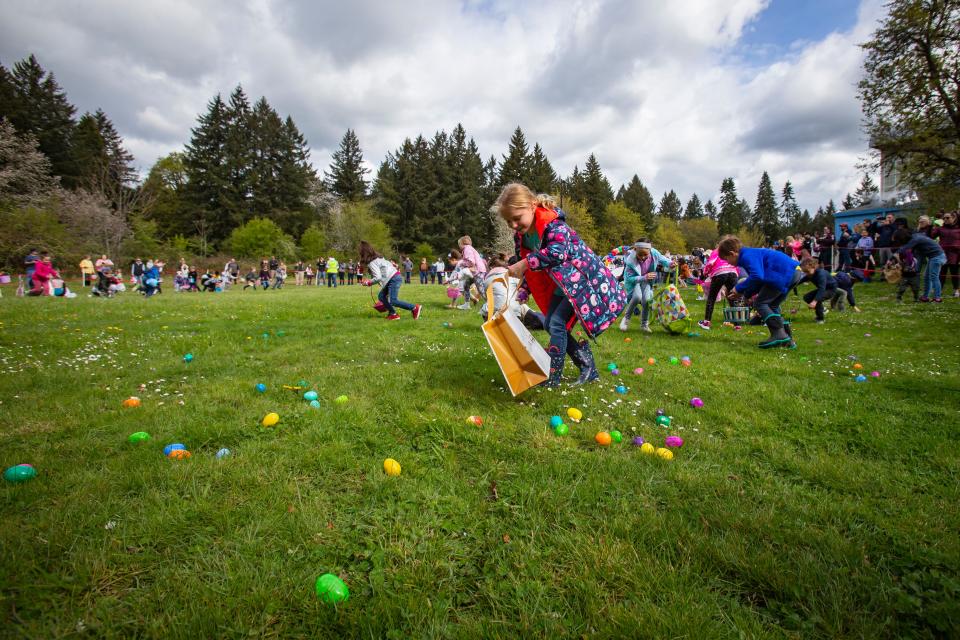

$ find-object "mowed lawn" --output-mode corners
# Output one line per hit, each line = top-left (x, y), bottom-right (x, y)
(1, 280), (958, 639)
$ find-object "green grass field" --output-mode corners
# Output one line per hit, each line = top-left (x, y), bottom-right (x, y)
(1, 280), (958, 639)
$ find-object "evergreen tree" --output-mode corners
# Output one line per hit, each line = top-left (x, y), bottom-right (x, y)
(184, 94), (230, 244)
(498, 126), (529, 186)
(621, 175), (655, 231)
(738, 199), (753, 230)
(248, 96), (285, 216)
(683, 193), (704, 219)
(704, 199), (718, 220)
(326, 128), (369, 201)
(223, 85), (254, 223)
(527, 143), (556, 194)
(657, 190), (682, 221)
(841, 193), (858, 210)
(752, 171), (780, 243)
(780, 181), (801, 231)
(717, 178), (742, 235)
(93, 109), (136, 188)
(582, 153), (613, 226)
(275, 116), (314, 219)
(71, 113), (107, 188)
(566, 166), (586, 205)
(142, 152), (190, 239)
(854, 173), (879, 205)
(1, 55), (78, 187)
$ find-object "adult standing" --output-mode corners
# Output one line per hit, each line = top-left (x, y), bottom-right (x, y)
(95, 254), (114, 273)
(316, 257), (326, 286)
(346, 260), (356, 285)
(419, 258), (429, 284)
(836, 223), (853, 271)
(130, 258), (145, 288)
(896, 227), (947, 302)
(816, 227), (835, 268)
(225, 257), (240, 287)
(325, 256), (338, 288)
(79, 255), (95, 287)
(268, 256), (279, 282)
(872, 213), (897, 265)
(24, 248), (39, 286)
(294, 260), (305, 286)
(402, 255), (414, 284)
(932, 211), (960, 297)
(338, 259), (346, 285)
(433, 257), (446, 285)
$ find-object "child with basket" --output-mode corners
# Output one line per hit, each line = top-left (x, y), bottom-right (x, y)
(619, 239), (672, 333)
(498, 183), (625, 387)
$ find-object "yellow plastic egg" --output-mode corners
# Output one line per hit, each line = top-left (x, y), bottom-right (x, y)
(567, 408), (583, 422)
(656, 447), (674, 460)
(383, 458), (401, 476)
(262, 412), (280, 427)
(640, 443), (655, 455)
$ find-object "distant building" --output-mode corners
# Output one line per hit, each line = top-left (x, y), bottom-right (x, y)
(880, 153), (916, 205)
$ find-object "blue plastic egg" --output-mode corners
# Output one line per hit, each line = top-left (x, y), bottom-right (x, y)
(615, 385), (627, 394)
(309, 400), (321, 409)
(163, 443), (186, 456)
(549, 416), (563, 429)
(255, 383), (267, 393)
(304, 390), (319, 402)
(216, 448), (231, 459)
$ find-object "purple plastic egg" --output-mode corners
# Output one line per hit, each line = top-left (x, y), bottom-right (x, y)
(632, 436), (645, 446)
(690, 397), (704, 408)
(665, 436), (684, 448)
(611, 368), (620, 376)
(871, 371), (881, 377)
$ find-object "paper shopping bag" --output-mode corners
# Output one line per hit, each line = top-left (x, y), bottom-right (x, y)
(481, 276), (549, 396)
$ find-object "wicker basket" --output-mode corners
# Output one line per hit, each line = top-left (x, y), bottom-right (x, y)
(723, 306), (751, 325)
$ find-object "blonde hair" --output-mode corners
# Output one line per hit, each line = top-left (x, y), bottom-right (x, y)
(457, 235), (472, 248)
(494, 183), (556, 217)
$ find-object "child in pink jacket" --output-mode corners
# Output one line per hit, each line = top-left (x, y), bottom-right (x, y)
(698, 248), (739, 330)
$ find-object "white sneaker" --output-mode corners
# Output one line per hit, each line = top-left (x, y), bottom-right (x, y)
(698, 320), (711, 330)
(619, 317), (629, 332)
(457, 302), (471, 310)
(641, 324), (653, 334)
(954, 290), (959, 298)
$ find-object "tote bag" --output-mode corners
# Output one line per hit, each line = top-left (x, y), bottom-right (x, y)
(481, 276), (550, 396)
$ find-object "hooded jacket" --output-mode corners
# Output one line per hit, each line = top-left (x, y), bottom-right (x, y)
(515, 207), (625, 338)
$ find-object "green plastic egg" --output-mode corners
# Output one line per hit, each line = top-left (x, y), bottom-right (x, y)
(128, 431), (151, 443)
(555, 424), (569, 436)
(655, 415), (671, 427)
(315, 573), (349, 603)
(3, 464), (37, 483)
(610, 430), (623, 443)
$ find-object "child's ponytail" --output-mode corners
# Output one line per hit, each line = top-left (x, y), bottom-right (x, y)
(494, 183), (558, 216)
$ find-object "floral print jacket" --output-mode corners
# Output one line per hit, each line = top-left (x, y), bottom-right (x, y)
(516, 207), (626, 338)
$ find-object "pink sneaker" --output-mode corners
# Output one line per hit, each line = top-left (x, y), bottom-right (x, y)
(698, 320), (711, 330)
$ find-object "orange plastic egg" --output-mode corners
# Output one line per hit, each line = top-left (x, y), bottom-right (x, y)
(595, 431), (612, 446)
(122, 396), (141, 408)
(168, 449), (191, 460)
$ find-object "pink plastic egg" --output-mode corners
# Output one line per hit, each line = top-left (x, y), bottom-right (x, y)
(665, 436), (684, 448)
(690, 397), (704, 408)
(633, 368), (644, 375)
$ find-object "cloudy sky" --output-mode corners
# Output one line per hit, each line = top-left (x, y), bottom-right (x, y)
(1, 0), (885, 213)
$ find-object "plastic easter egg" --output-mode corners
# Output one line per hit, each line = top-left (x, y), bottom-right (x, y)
(870, 371), (881, 378)
(611, 368), (620, 376)
(687, 331), (700, 337)
(3, 464), (37, 483)
(610, 430), (623, 443)
(853, 363), (863, 370)
(122, 396), (141, 408)
(297, 380), (309, 388)
(216, 448), (231, 459)
(595, 431), (612, 446)
(647, 358), (656, 365)
(567, 407), (583, 422)
(309, 400), (321, 409)
(855, 375), (867, 382)
(262, 412), (280, 427)
(442, 322), (451, 328)
(665, 436), (684, 448)
(624, 337), (632, 343)
(550, 416), (564, 429)
(607, 362), (618, 371)
(334, 395), (348, 404)
(640, 442), (655, 455)
(128, 431), (151, 444)
(690, 397), (704, 408)
(315, 574), (350, 603)
(262, 332), (270, 338)
(864, 333), (872, 338)
(383, 458), (401, 476)
(669, 356), (679, 365)
(633, 368), (644, 375)
(163, 443), (186, 456)
(655, 415), (671, 427)
(632, 436), (645, 446)
(466, 415), (483, 426)
(276, 331), (285, 337)
(183, 353), (193, 363)
(555, 424), (569, 436)
(168, 449), (191, 460)
(655, 408), (666, 416)
(656, 447), (674, 460)
(303, 390), (319, 402)
(615, 385), (627, 394)
(255, 383), (267, 393)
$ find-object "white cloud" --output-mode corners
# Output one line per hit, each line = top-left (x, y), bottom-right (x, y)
(0, 0), (885, 214)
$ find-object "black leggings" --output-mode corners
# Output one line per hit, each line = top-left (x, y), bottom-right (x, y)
(940, 258), (959, 290)
(705, 273), (738, 322)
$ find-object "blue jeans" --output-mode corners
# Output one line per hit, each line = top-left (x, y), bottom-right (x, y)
(924, 254), (946, 298)
(327, 273), (337, 287)
(378, 275), (415, 313)
(545, 295), (575, 359)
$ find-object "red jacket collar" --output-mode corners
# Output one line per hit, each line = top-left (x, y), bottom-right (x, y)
(533, 206), (558, 237)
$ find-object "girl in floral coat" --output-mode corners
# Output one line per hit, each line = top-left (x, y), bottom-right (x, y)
(498, 183), (626, 387)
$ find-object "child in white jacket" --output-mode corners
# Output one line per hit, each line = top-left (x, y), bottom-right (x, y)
(359, 241), (422, 320)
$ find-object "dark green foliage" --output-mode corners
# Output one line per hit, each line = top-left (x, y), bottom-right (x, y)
(326, 128), (369, 201)
(854, 173), (879, 206)
(781, 181), (801, 232)
(184, 94), (230, 245)
(621, 175), (655, 231)
(0, 55), (78, 187)
(683, 193), (704, 219)
(498, 126), (529, 187)
(657, 189), (683, 221)
(704, 199), (718, 220)
(527, 143), (556, 194)
(581, 154), (614, 226)
(717, 177), (743, 235)
(752, 171), (780, 243)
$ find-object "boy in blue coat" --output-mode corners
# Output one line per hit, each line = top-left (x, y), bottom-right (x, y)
(718, 235), (802, 349)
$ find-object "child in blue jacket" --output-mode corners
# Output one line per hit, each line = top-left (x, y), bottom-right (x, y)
(718, 235), (801, 349)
